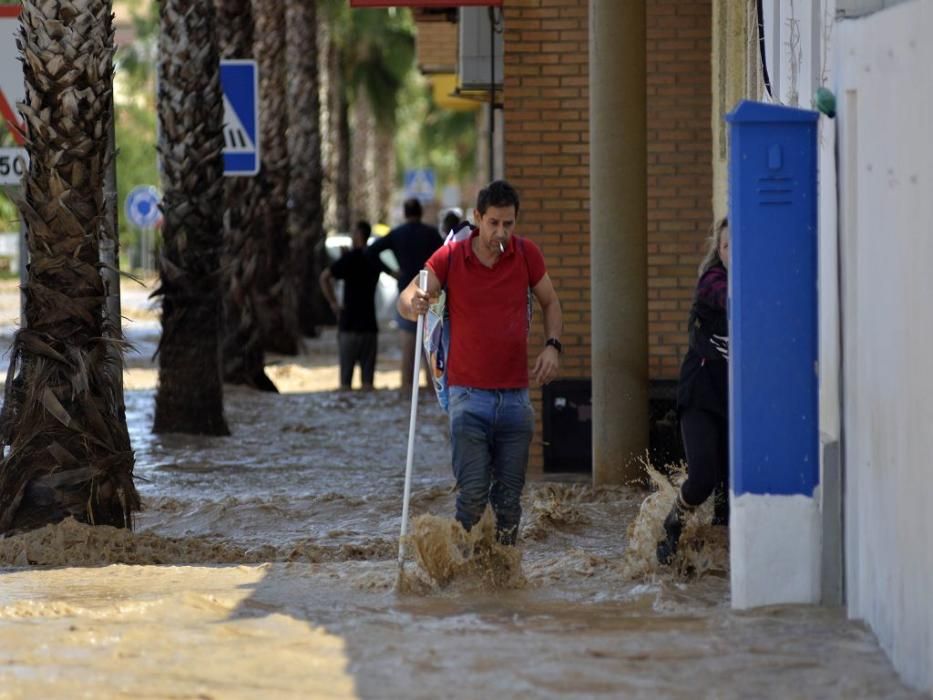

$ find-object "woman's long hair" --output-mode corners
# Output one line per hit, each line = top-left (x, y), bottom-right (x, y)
(698, 216), (728, 277)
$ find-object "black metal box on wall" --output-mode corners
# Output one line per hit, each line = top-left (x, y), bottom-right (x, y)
(542, 379), (591, 473)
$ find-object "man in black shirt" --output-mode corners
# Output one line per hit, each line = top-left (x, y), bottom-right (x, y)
(367, 198), (441, 396)
(319, 221), (389, 390)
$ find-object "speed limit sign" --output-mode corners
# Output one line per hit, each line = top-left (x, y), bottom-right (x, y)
(0, 146), (27, 185)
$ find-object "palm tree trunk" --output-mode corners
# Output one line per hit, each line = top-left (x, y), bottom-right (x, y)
(375, 125), (395, 224)
(351, 91), (378, 224)
(0, 0), (140, 533)
(335, 62), (351, 233)
(319, 20), (335, 235)
(285, 0), (324, 337)
(215, 0), (277, 392)
(153, 0), (230, 435)
(254, 0), (299, 354)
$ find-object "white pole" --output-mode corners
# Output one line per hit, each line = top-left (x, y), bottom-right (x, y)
(398, 269), (429, 575)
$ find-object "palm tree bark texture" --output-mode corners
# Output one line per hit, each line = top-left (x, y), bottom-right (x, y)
(215, 0), (277, 392)
(0, 0), (140, 534)
(285, 0), (325, 338)
(254, 0), (299, 355)
(154, 0), (229, 435)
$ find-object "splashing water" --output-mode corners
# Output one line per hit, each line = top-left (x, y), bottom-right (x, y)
(615, 461), (729, 581)
(400, 510), (526, 592)
(520, 484), (590, 541)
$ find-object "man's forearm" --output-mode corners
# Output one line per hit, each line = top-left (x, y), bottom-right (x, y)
(397, 284), (417, 321)
(319, 271), (337, 308)
(542, 299), (563, 340)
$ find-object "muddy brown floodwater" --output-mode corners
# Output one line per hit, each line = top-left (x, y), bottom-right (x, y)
(0, 280), (925, 699)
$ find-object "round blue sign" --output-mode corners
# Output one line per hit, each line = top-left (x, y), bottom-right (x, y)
(124, 185), (162, 228)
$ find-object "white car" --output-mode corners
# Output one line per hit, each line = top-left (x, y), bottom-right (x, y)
(324, 234), (399, 325)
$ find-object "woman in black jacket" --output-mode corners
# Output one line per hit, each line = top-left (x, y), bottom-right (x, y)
(657, 217), (730, 565)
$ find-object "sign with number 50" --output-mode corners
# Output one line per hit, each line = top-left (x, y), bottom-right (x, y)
(0, 147), (27, 185)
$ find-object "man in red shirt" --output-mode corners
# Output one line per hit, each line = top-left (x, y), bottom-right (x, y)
(398, 180), (563, 545)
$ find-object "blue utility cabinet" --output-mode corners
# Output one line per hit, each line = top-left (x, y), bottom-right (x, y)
(726, 100), (819, 497)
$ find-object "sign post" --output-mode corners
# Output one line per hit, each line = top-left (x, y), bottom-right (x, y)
(0, 147), (27, 184)
(403, 168), (436, 204)
(220, 60), (260, 177)
(0, 6), (24, 144)
(0, 7), (25, 324)
(0, 148), (28, 302)
(125, 185), (163, 274)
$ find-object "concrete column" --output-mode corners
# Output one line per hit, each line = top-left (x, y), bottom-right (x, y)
(589, 0), (647, 485)
(712, 0), (752, 218)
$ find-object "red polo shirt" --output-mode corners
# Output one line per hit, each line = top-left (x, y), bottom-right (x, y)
(427, 232), (547, 389)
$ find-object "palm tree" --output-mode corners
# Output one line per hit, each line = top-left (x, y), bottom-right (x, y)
(285, 0), (324, 338)
(318, 20), (339, 234)
(253, 0), (299, 355)
(325, 6), (415, 223)
(330, 33), (351, 232)
(0, 0), (140, 533)
(153, 0), (229, 435)
(215, 0), (277, 392)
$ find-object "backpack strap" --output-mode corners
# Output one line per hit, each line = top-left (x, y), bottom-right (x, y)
(446, 239), (453, 290)
(517, 237), (532, 285)
(516, 237), (535, 331)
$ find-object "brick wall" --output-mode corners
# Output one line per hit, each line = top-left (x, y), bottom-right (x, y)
(416, 17), (458, 74)
(646, 0), (713, 378)
(503, 0), (590, 472)
(502, 0), (712, 473)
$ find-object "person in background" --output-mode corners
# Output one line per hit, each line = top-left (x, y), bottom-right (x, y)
(441, 208), (463, 237)
(319, 221), (390, 391)
(398, 180), (563, 545)
(367, 198), (441, 397)
(657, 217), (730, 565)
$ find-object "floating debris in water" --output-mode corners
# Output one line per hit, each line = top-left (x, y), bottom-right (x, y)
(0, 517), (396, 568)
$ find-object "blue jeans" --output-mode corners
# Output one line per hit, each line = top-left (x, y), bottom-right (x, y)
(448, 386), (534, 545)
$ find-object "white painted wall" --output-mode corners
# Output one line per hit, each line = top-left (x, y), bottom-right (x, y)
(731, 492), (821, 609)
(760, 0), (842, 442)
(834, 2), (933, 692)
(749, 0), (933, 690)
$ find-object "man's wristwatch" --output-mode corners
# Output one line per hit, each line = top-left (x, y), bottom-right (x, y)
(545, 337), (563, 354)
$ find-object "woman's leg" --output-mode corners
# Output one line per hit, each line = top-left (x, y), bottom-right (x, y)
(679, 409), (722, 507)
(713, 414), (730, 525)
(658, 408), (721, 564)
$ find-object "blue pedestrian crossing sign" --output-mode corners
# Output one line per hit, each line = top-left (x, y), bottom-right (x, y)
(124, 185), (162, 228)
(220, 59), (260, 176)
(404, 169), (436, 204)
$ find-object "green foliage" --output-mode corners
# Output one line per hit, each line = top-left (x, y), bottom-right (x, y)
(0, 192), (18, 233)
(395, 72), (476, 188)
(327, 6), (416, 130)
(324, 5), (476, 193)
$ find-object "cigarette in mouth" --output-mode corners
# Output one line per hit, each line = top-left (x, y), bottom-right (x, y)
(498, 242), (504, 253)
